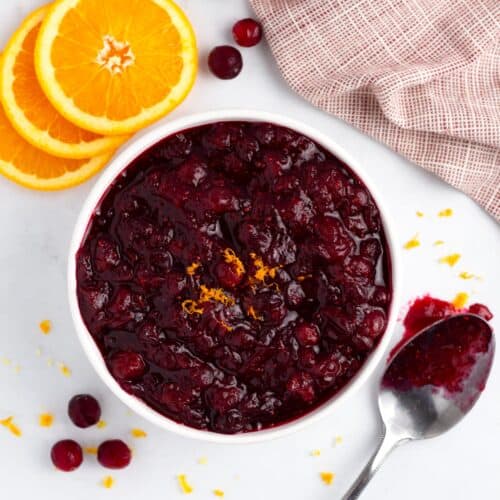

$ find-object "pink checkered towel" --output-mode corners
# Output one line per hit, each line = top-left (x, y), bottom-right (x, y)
(250, 0), (500, 221)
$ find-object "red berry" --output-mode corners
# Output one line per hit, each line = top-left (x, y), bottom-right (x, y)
(286, 372), (315, 403)
(232, 18), (263, 47)
(215, 261), (244, 288)
(68, 394), (101, 428)
(51, 440), (83, 472)
(97, 440), (132, 469)
(108, 351), (146, 380)
(468, 303), (493, 321)
(294, 322), (320, 346)
(208, 46), (243, 79)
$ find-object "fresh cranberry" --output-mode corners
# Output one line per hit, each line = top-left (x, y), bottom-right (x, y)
(208, 46), (243, 79)
(68, 394), (101, 428)
(108, 351), (146, 380)
(51, 440), (83, 472)
(97, 440), (132, 469)
(232, 18), (263, 47)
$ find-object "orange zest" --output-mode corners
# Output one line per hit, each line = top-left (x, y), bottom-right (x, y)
(0, 416), (22, 437)
(39, 413), (54, 427)
(182, 299), (204, 315)
(439, 253), (461, 267)
(438, 208), (453, 217)
(320, 472), (335, 485)
(249, 253), (280, 282)
(452, 292), (469, 309)
(223, 248), (245, 276)
(177, 474), (193, 494)
(39, 319), (52, 334)
(186, 262), (201, 276)
(403, 234), (420, 250)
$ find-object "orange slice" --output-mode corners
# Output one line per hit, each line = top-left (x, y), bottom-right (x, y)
(0, 100), (112, 190)
(35, 0), (197, 135)
(0, 5), (126, 159)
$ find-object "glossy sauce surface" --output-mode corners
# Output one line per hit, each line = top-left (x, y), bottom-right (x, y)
(76, 121), (392, 433)
(386, 297), (493, 394)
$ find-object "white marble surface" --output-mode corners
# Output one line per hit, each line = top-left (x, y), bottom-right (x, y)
(0, 1), (498, 499)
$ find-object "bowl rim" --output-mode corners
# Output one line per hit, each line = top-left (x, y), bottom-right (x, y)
(68, 108), (402, 444)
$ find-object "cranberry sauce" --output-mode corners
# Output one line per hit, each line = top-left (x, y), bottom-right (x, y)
(390, 296), (494, 358)
(385, 300), (494, 396)
(76, 121), (392, 433)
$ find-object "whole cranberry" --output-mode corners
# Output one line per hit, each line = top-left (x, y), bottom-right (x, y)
(51, 440), (83, 472)
(294, 322), (320, 346)
(216, 260), (244, 288)
(359, 309), (387, 338)
(68, 394), (101, 428)
(232, 18), (263, 47)
(286, 372), (315, 403)
(108, 351), (146, 380)
(208, 46), (243, 79)
(97, 440), (132, 469)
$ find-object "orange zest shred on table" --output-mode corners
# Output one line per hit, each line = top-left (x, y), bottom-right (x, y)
(452, 292), (469, 309)
(439, 253), (461, 267)
(131, 428), (147, 438)
(438, 208), (453, 217)
(39, 319), (51, 334)
(57, 362), (71, 377)
(177, 474), (194, 494)
(320, 472), (335, 485)
(102, 476), (115, 489)
(0, 416), (22, 437)
(403, 234), (420, 249)
(39, 413), (54, 427)
(459, 271), (476, 280)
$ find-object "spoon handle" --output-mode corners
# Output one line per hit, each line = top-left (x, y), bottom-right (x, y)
(342, 427), (401, 500)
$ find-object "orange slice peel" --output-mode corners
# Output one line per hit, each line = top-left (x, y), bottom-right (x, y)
(0, 5), (126, 159)
(0, 101), (112, 190)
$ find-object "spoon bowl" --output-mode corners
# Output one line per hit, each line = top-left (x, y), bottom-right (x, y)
(344, 313), (494, 499)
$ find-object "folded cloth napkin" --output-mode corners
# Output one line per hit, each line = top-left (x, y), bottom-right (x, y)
(250, 0), (500, 221)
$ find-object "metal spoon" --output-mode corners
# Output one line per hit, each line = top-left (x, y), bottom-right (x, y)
(343, 313), (495, 499)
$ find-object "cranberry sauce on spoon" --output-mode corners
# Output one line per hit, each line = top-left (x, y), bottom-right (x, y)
(76, 121), (392, 433)
(386, 296), (494, 400)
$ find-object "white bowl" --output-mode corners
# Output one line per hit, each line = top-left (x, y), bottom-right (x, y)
(68, 109), (401, 444)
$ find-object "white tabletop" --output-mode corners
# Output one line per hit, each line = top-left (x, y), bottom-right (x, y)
(0, 1), (498, 499)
